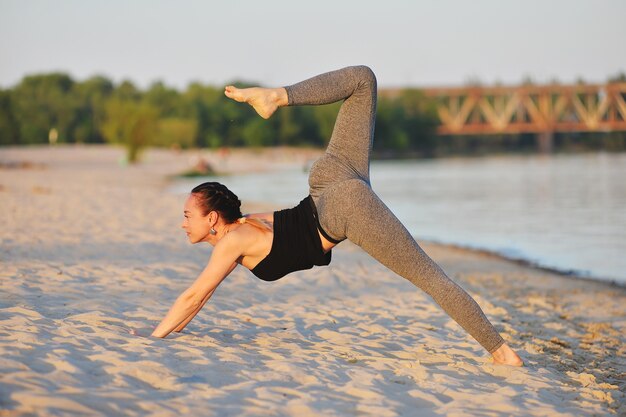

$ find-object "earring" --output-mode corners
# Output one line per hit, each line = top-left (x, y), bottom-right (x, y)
(210, 227), (217, 235)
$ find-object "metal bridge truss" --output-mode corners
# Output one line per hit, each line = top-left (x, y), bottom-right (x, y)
(421, 83), (626, 136)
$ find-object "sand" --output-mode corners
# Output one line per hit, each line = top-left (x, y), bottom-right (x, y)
(1, 145), (624, 417)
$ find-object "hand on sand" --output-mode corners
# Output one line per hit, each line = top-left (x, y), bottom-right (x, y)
(491, 343), (524, 366)
(223, 86), (284, 119)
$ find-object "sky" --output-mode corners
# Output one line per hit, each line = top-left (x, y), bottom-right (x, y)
(1, 0), (625, 91)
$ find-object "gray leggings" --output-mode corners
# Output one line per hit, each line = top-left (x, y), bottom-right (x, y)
(285, 66), (505, 353)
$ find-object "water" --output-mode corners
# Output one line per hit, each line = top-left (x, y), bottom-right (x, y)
(173, 152), (626, 284)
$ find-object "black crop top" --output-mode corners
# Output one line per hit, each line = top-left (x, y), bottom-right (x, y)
(251, 196), (332, 281)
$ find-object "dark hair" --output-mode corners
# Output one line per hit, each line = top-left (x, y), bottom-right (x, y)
(191, 182), (242, 223)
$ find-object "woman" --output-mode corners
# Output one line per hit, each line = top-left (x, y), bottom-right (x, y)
(150, 66), (523, 366)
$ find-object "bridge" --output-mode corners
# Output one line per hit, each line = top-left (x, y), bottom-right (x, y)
(381, 82), (626, 152)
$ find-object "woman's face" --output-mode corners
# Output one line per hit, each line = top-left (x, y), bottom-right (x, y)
(181, 194), (213, 244)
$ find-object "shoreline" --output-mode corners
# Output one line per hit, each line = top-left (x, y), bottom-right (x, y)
(417, 237), (626, 290)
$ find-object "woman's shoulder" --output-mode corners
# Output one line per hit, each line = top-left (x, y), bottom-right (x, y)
(219, 215), (274, 268)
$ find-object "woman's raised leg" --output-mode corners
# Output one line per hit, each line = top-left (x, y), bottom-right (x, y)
(285, 65), (377, 182)
(225, 65), (377, 182)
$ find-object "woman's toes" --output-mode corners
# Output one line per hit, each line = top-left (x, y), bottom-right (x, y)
(224, 88), (243, 102)
(224, 86), (235, 98)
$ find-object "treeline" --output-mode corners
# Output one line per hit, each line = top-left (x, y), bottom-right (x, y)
(1, 72), (625, 162)
(0, 72), (438, 161)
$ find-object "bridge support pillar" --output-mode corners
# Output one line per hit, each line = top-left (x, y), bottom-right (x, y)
(537, 131), (554, 153)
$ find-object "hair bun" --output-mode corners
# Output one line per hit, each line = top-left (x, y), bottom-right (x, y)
(190, 182), (243, 223)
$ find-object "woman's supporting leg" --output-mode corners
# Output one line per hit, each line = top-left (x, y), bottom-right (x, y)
(328, 178), (506, 354)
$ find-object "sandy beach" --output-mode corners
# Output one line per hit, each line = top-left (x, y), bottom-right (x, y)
(1, 145), (624, 417)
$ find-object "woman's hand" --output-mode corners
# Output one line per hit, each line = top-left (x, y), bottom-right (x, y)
(151, 237), (241, 339)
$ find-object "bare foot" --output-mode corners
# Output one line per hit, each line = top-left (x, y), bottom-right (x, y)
(224, 86), (287, 119)
(491, 343), (524, 366)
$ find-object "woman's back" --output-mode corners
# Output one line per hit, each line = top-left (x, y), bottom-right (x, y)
(248, 197), (332, 281)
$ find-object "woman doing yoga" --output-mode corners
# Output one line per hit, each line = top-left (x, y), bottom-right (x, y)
(151, 66), (523, 366)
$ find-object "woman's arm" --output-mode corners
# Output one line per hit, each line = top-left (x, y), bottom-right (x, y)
(151, 237), (242, 338)
(172, 288), (215, 333)
(172, 262), (238, 333)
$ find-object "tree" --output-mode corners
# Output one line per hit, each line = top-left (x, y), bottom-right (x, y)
(0, 89), (19, 145)
(11, 73), (78, 144)
(72, 75), (114, 143)
(100, 97), (158, 163)
(153, 117), (198, 149)
(374, 90), (438, 155)
(145, 81), (184, 118)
